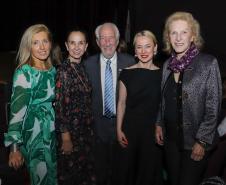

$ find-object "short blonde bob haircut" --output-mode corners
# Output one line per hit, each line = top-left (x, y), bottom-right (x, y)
(133, 30), (158, 46)
(163, 11), (204, 54)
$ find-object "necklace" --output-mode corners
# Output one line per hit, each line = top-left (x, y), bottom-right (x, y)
(70, 63), (89, 91)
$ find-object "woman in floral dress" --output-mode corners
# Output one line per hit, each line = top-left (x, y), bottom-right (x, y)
(4, 24), (57, 185)
(55, 30), (96, 185)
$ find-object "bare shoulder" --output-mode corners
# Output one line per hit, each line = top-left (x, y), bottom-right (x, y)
(152, 65), (160, 70)
(125, 64), (138, 69)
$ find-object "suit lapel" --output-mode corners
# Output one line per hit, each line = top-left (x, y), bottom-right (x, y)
(95, 55), (104, 113)
(117, 54), (122, 78)
(116, 53), (123, 103)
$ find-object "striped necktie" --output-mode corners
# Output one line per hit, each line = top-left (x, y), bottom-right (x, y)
(104, 60), (114, 118)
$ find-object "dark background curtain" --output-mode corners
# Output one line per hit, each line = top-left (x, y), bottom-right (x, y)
(129, 0), (226, 73)
(0, 0), (225, 75)
(0, 0), (129, 54)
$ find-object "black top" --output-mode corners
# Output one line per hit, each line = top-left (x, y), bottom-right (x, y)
(164, 73), (179, 125)
(119, 68), (161, 122)
(163, 72), (184, 146)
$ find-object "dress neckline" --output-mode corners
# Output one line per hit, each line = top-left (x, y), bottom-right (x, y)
(124, 67), (160, 71)
(24, 64), (54, 72)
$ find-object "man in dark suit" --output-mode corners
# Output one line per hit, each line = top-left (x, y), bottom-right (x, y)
(84, 22), (135, 185)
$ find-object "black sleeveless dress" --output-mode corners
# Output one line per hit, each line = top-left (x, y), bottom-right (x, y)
(117, 68), (163, 185)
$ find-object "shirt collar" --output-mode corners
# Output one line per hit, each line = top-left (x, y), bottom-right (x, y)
(100, 52), (117, 65)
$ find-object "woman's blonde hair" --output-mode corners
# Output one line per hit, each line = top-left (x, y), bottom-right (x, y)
(163, 11), (204, 54)
(16, 24), (52, 68)
(133, 30), (157, 46)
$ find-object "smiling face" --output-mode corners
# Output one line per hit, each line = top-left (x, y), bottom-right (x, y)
(169, 20), (194, 58)
(96, 25), (118, 59)
(135, 35), (157, 63)
(65, 31), (88, 63)
(31, 31), (51, 62)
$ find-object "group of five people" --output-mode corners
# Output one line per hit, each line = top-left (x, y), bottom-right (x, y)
(4, 11), (223, 185)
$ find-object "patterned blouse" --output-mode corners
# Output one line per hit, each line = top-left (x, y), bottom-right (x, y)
(55, 59), (93, 132)
(55, 59), (96, 185)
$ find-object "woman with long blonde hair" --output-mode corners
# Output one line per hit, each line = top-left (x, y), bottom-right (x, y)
(4, 24), (57, 185)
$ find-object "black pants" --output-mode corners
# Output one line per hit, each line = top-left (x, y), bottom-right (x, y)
(164, 141), (208, 185)
(94, 138), (118, 185)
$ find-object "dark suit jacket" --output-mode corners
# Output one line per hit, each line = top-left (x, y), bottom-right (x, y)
(84, 53), (135, 142)
(157, 53), (222, 150)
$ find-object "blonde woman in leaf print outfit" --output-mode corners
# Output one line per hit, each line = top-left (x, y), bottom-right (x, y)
(4, 24), (57, 185)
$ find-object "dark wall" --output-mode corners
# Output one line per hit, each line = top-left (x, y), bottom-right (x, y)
(0, 0), (129, 55)
(0, 0), (225, 76)
(129, 0), (226, 75)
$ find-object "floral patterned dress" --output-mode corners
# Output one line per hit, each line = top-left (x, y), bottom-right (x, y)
(4, 64), (57, 185)
(55, 59), (96, 185)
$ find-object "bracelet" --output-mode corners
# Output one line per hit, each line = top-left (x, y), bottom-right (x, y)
(10, 144), (20, 153)
(197, 140), (207, 149)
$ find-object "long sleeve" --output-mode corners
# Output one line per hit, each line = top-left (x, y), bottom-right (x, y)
(4, 68), (32, 147)
(55, 67), (72, 132)
(195, 58), (222, 144)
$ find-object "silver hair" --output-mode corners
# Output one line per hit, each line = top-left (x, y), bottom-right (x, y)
(95, 22), (120, 41)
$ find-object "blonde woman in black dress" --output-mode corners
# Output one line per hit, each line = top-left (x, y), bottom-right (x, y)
(116, 30), (163, 185)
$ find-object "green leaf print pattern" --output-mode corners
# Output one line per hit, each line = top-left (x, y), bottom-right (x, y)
(4, 64), (57, 185)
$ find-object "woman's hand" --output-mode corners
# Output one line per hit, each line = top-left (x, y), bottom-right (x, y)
(155, 126), (164, 145)
(191, 142), (205, 161)
(61, 132), (73, 155)
(61, 139), (73, 155)
(9, 151), (24, 170)
(117, 130), (128, 148)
